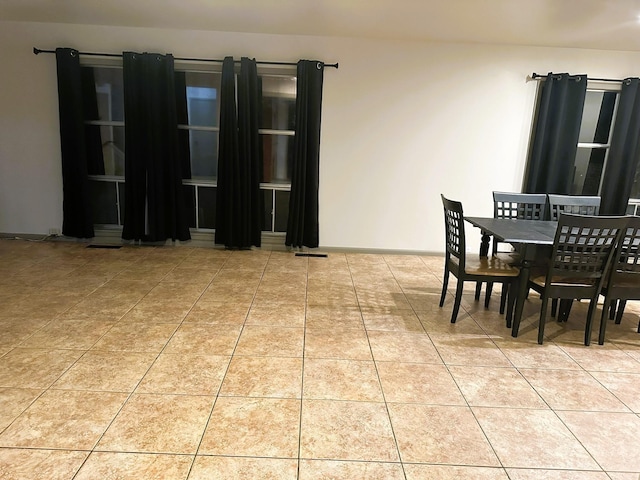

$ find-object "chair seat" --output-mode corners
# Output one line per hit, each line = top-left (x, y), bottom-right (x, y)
(530, 275), (596, 289)
(463, 255), (520, 277)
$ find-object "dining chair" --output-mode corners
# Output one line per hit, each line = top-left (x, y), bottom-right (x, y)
(598, 215), (640, 344)
(527, 213), (627, 345)
(547, 194), (601, 220)
(440, 194), (520, 323)
(546, 194), (601, 320)
(480, 192), (549, 313)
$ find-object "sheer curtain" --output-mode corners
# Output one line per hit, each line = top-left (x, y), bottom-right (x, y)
(523, 73), (587, 195)
(600, 78), (640, 214)
(286, 60), (325, 248)
(55, 47), (95, 238)
(121, 52), (190, 242)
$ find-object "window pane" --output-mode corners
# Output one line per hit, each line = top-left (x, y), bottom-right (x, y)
(260, 75), (296, 130)
(262, 134), (294, 183)
(274, 190), (290, 233)
(176, 71), (220, 127)
(578, 91), (617, 144)
(85, 125), (125, 176)
(263, 189), (274, 232)
(89, 180), (119, 225)
(83, 67), (124, 122)
(198, 186), (217, 229)
(188, 130), (218, 179)
(183, 185), (196, 228)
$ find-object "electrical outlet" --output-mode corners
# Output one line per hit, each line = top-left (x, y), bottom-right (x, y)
(49, 228), (61, 236)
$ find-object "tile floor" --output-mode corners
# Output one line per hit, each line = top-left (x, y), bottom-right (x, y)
(1, 238), (640, 479)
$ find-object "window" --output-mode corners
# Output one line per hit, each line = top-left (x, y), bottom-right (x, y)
(82, 60), (297, 236)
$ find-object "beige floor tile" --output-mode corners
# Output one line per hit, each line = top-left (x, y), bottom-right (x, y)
(52, 350), (157, 392)
(199, 397), (300, 457)
(97, 393), (213, 454)
(90, 323), (178, 353)
(449, 366), (547, 408)
(163, 324), (241, 355)
(304, 327), (372, 360)
(0, 389), (127, 449)
(558, 411), (640, 472)
(305, 306), (364, 330)
(356, 289), (413, 310)
(74, 452), (192, 479)
(473, 407), (599, 470)
(189, 455), (298, 480)
(235, 326), (304, 357)
(495, 341), (582, 369)
(303, 358), (383, 401)
(246, 302), (306, 327)
(119, 301), (192, 324)
(418, 309), (487, 335)
(430, 335), (512, 366)
(299, 459), (405, 479)
(0, 448), (88, 480)
(520, 368), (631, 412)
(505, 469), (610, 479)
(136, 353), (229, 395)
(404, 464), (509, 479)
(183, 302), (250, 325)
(300, 399), (398, 462)
(0, 388), (42, 430)
(558, 345), (640, 373)
(388, 403), (500, 466)
(0, 348), (84, 388)
(377, 361), (465, 405)
(607, 473), (640, 480)
(17, 319), (115, 349)
(0, 318), (53, 348)
(361, 309), (425, 332)
(367, 331), (441, 363)
(590, 371), (640, 413)
(220, 356), (302, 398)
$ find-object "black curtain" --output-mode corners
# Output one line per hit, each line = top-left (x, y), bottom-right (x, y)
(286, 60), (324, 248)
(523, 72), (587, 194)
(80, 67), (105, 176)
(600, 78), (640, 215)
(55, 47), (95, 238)
(121, 52), (190, 242)
(215, 57), (262, 248)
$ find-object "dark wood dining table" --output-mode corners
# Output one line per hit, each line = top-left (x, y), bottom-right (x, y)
(465, 217), (558, 336)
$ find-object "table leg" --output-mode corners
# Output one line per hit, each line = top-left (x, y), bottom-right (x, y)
(511, 244), (530, 337)
(479, 231), (491, 258)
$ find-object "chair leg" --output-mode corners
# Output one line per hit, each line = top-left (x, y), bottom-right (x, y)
(608, 299), (617, 320)
(475, 282), (482, 301)
(615, 300), (626, 324)
(558, 299), (573, 322)
(505, 281), (516, 329)
(551, 298), (558, 318)
(598, 298), (609, 346)
(538, 296), (549, 345)
(584, 297), (599, 346)
(484, 282), (493, 308)
(637, 317), (640, 333)
(451, 278), (464, 323)
(499, 285), (507, 314)
(439, 268), (449, 308)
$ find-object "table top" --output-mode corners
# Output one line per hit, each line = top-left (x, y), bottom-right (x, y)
(465, 217), (557, 245)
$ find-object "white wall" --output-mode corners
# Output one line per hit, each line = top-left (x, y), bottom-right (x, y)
(2, 20), (640, 253)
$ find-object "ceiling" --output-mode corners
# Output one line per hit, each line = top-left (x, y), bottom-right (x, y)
(3, 0), (640, 52)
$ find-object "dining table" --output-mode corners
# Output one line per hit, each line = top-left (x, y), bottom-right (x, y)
(465, 217), (558, 337)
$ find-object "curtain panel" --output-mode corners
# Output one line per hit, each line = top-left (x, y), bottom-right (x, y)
(523, 72), (587, 195)
(121, 52), (191, 243)
(286, 60), (325, 248)
(215, 56), (262, 249)
(600, 78), (640, 215)
(55, 47), (95, 238)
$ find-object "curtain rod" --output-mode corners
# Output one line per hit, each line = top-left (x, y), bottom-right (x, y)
(531, 72), (623, 83)
(33, 47), (338, 69)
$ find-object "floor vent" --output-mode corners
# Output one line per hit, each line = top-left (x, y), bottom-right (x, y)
(294, 252), (328, 258)
(87, 244), (122, 249)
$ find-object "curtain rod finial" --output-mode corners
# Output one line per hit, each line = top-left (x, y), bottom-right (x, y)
(33, 47), (41, 55)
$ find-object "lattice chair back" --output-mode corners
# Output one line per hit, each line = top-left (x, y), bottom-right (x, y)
(547, 194), (601, 221)
(493, 192), (548, 220)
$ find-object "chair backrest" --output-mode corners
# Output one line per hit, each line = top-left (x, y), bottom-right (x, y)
(493, 192), (548, 220)
(609, 215), (640, 279)
(547, 194), (601, 221)
(441, 194), (466, 267)
(547, 213), (627, 285)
